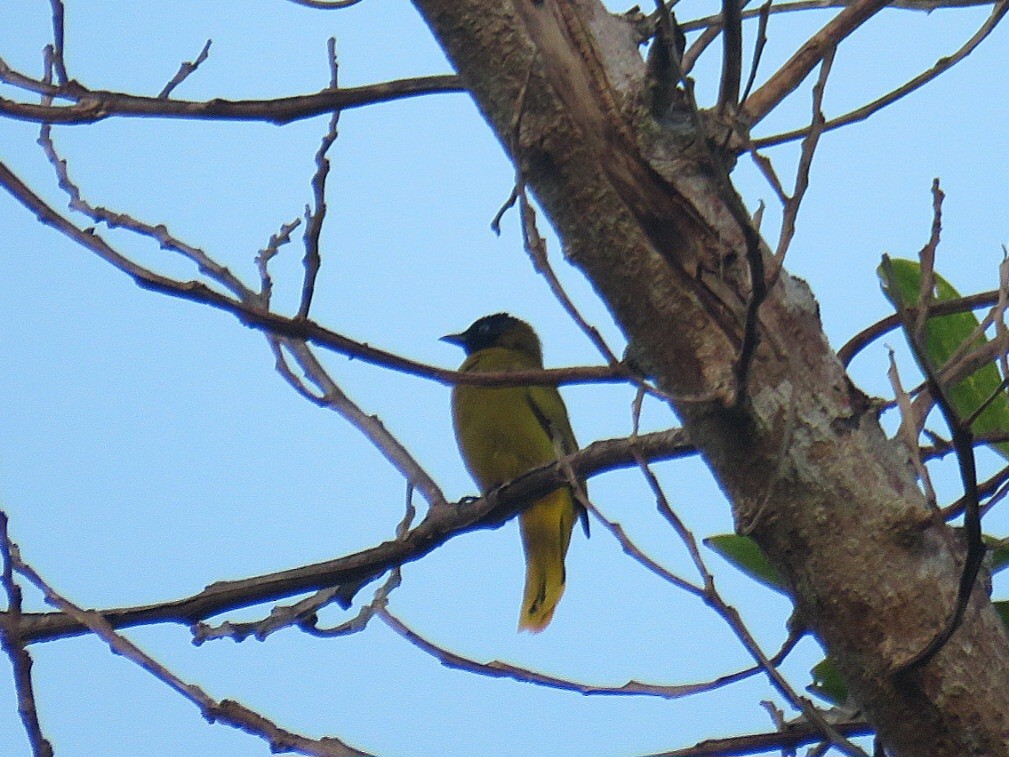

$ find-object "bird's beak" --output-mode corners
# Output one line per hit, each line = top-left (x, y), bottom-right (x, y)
(440, 331), (467, 347)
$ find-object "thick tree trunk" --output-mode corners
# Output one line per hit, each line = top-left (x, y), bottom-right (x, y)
(411, 0), (1009, 754)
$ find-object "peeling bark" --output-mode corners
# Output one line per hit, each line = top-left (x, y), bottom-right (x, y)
(411, 0), (1009, 754)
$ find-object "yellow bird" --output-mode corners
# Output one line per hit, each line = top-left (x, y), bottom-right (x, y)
(443, 313), (588, 631)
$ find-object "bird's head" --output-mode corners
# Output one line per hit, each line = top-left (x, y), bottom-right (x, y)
(441, 313), (542, 361)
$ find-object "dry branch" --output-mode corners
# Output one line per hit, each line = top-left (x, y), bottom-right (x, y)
(9, 429), (692, 644)
(0, 155), (628, 389)
(0, 70), (463, 125)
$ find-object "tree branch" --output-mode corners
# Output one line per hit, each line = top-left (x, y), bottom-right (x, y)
(0, 157), (631, 388)
(642, 718), (872, 757)
(9, 429), (692, 644)
(752, 0), (1009, 147)
(0, 70), (464, 125)
(9, 539), (369, 757)
(741, 0), (891, 125)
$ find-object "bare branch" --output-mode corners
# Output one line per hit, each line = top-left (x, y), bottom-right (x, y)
(196, 484), (413, 645)
(516, 188), (621, 364)
(0, 156), (634, 388)
(745, 143), (789, 206)
(36, 128), (255, 302)
(717, 0), (743, 111)
(773, 44), (834, 262)
(753, 0), (1009, 147)
(257, 217), (303, 302)
(682, 22), (723, 74)
(642, 718), (872, 757)
(10, 543), (370, 757)
(0, 71), (464, 125)
(0, 513), (53, 757)
(838, 289), (1003, 366)
(888, 348), (937, 506)
(941, 464), (1009, 520)
(377, 606), (766, 699)
(742, 0), (891, 126)
(879, 187), (985, 671)
(192, 586), (346, 644)
(299, 38), (341, 319)
(585, 498), (704, 597)
(47, 0), (68, 85)
(678, 0), (998, 35)
(286, 0), (365, 7)
(739, 1), (772, 106)
(158, 39), (213, 99)
(272, 337), (447, 508)
(629, 456), (866, 755)
(10, 429), (694, 645)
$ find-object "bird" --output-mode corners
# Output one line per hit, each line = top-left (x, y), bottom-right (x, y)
(442, 313), (588, 632)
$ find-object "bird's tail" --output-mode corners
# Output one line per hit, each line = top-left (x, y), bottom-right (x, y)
(518, 488), (577, 632)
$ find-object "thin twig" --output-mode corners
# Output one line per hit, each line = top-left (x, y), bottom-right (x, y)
(753, 0), (1009, 147)
(286, 0), (364, 7)
(3, 150), (636, 387)
(299, 38), (341, 319)
(739, 1), (772, 106)
(277, 338), (447, 507)
(516, 190), (620, 365)
(773, 44), (835, 263)
(196, 454), (415, 644)
(631, 457), (866, 756)
(192, 586), (347, 644)
(583, 498), (705, 598)
(745, 143), (790, 205)
(936, 466), (1008, 524)
(10, 545), (370, 757)
(257, 217), (303, 304)
(36, 129), (254, 302)
(305, 571), (402, 637)
(837, 290), (1003, 366)
(641, 718), (872, 757)
(47, 0), (68, 85)
(888, 348), (937, 506)
(0, 513), (53, 757)
(678, 0), (996, 34)
(880, 190), (986, 671)
(158, 39), (213, 99)
(682, 22), (724, 74)
(924, 433), (1009, 463)
(378, 606), (780, 699)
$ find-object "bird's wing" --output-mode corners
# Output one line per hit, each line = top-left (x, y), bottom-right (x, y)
(524, 385), (590, 538)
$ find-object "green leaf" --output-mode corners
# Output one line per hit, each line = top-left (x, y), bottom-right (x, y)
(878, 257), (1009, 460)
(994, 601), (1009, 628)
(704, 534), (788, 594)
(809, 658), (849, 706)
(984, 535), (1009, 574)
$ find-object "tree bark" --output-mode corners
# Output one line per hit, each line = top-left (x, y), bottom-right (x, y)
(410, 0), (1009, 754)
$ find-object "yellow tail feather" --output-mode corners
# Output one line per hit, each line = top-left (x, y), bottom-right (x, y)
(517, 489), (576, 632)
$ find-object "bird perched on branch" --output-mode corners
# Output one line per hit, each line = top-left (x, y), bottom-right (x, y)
(442, 313), (588, 631)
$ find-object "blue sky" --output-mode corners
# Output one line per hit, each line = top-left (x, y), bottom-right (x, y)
(2, 1), (1008, 755)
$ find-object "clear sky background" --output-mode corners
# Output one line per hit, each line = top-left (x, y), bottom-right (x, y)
(1, 1), (1008, 756)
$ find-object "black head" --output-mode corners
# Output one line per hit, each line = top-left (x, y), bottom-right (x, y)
(441, 313), (540, 358)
